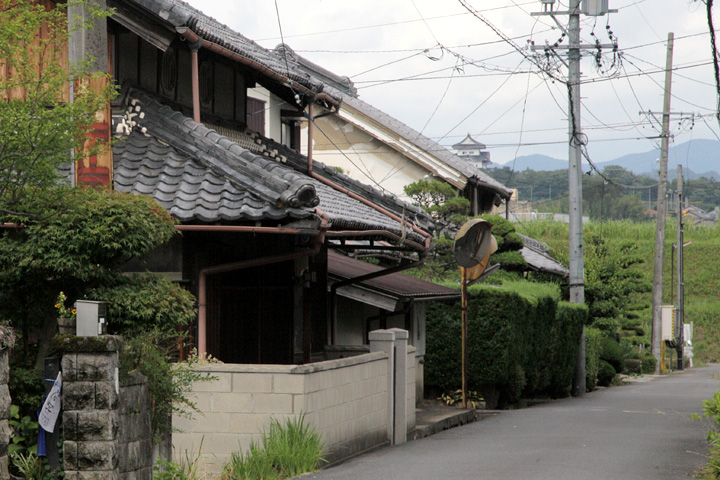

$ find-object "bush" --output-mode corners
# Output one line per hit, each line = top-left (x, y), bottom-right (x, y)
(625, 359), (641, 374)
(585, 328), (603, 390)
(641, 353), (657, 374)
(548, 302), (587, 397)
(91, 273), (196, 337)
(600, 337), (625, 373)
(425, 280), (585, 407)
(597, 360), (616, 386)
(120, 335), (214, 439)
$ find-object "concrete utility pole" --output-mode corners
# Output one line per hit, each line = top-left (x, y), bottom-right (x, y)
(567, 0), (586, 397)
(650, 32), (674, 374)
(676, 164), (684, 370)
(532, 0), (616, 396)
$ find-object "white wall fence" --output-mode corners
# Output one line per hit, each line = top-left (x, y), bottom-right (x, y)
(173, 328), (415, 475)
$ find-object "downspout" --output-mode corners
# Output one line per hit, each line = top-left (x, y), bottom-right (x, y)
(192, 209), (330, 357)
(473, 185), (479, 216)
(330, 259), (422, 345)
(307, 103), (313, 175)
(189, 37), (202, 124)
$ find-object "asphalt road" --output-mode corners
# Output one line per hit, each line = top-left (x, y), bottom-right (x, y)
(307, 365), (720, 480)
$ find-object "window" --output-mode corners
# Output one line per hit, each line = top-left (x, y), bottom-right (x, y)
(246, 97), (266, 136)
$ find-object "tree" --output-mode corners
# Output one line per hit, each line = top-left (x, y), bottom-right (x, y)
(583, 232), (651, 333)
(0, 0), (114, 215)
(404, 179), (470, 236)
(0, 187), (178, 367)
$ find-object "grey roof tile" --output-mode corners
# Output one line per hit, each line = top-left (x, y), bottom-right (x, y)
(123, 0), (334, 102)
(113, 90), (432, 244)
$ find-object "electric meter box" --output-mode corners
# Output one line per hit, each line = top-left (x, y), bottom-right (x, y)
(75, 300), (108, 336)
(582, 0), (609, 16)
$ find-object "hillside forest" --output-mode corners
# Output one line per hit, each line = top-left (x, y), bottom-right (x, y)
(485, 166), (720, 220)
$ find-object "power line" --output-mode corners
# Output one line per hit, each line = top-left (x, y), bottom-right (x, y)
(253, 1), (539, 43)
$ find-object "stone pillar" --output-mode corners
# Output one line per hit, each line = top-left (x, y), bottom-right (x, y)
(60, 336), (121, 480)
(0, 348), (10, 478)
(369, 329), (395, 445)
(389, 328), (408, 445)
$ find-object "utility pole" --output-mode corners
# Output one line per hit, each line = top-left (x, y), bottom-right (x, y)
(567, 0), (585, 396)
(676, 164), (684, 370)
(650, 32), (674, 374)
(532, 0), (616, 396)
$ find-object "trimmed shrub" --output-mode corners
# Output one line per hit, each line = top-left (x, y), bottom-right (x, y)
(585, 327), (603, 390)
(641, 353), (657, 374)
(425, 280), (586, 407)
(548, 302), (587, 397)
(597, 360), (616, 386)
(625, 359), (641, 374)
(600, 337), (625, 373)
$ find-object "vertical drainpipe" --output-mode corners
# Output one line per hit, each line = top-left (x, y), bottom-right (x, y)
(473, 186), (479, 216)
(190, 39), (202, 124)
(307, 103), (314, 175)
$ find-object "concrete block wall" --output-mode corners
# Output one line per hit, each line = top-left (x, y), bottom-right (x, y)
(406, 346), (417, 433)
(173, 329), (417, 475)
(173, 351), (391, 475)
(0, 348), (9, 478)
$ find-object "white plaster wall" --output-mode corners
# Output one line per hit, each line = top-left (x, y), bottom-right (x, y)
(304, 115), (428, 201)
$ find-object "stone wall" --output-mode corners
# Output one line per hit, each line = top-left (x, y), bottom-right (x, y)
(59, 336), (152, 480)
(0, 348), (9, 478)
(118, 373), (153, 479)
(174, 329), (416, 475)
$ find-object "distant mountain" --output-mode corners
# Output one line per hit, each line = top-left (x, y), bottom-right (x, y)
(494, 139), (720, 179)
(596, 139), (720, 180)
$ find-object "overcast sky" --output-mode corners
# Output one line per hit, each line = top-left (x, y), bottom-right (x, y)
(183, 0), (717, 168)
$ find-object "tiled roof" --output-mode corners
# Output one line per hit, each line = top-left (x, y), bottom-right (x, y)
(452, 134), (487, 150)
(203, 122), (434, 235)
(113, 90), (316, 223)
(125, 0), (331, 101)
(328, 251), (460, 301)
(267, 44), (511, 200)
(518, 234), (568, 277)
(114, 131), (312, 223)
(113, 90), (430, 245)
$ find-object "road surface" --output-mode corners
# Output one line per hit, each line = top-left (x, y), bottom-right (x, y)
(307, 365), (720, 480)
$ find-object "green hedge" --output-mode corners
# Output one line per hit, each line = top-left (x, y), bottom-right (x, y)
(585, 327), (603, 390)
(425, 281), (587, 407)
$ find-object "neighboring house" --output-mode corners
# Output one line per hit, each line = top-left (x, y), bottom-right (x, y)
(272, 45), (513, 215)
(682, 206), (718, 226)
